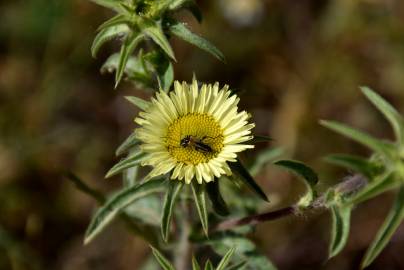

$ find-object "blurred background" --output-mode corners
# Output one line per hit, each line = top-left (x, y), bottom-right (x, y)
(1, 0), (404, 269)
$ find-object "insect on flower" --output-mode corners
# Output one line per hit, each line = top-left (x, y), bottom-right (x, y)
(180, 135), (216, 154)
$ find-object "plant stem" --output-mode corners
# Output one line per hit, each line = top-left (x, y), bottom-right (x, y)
(212, 174), (367, 231)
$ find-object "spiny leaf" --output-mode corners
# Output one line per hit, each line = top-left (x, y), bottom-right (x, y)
(84, 178), (166, 244)
(320, 120), (395, 157)
(105, 152), (146, 178)
(116, 132), (140, 156)
(216, 247), (236, 270)
(91, 24), (129, 58)
(192, 256), (201, 270)
(150, 246), (175, 270)
(161, 181), (184, 242)
(206, 181), (229, 216)
(168, 21), (225, 62)
(250, 147), (284, 176)
(140, 20), (176, 61)
(115, 33), (144, 88)
(229, 159), (269, 202)
(125, 96), (150, 111)
(191, 183), (209, 236)
(274, 160), (318, 206)
(361, 186), (404, 268)
(361, 86), (404, 145)
(329, 205), (352, 259)
(325, 154), (380, 178)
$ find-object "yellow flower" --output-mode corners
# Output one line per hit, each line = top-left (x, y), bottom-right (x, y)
(135, 79), (255, 184)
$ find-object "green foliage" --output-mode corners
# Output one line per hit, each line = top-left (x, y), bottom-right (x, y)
(362, 186), (404, 268)
(89, 0), (223, 89)
(191, 183), (209, 236)
(274, 160), (318, 207)
(360, 86), (404, 144)
(216, 247), (236, 270)
(168, 20), (225, 62)
(192, 256), (201, 270)
(150, 246), (175, 270)
(204, 232), (277, 270)
(228, 159), (269, 202)
(161, 181), (184, 242)
(206, 181), (230, 216)
(322, 87), (404, 267)
(105, 151), (146, 178)
(324, 154), (381, 178)
(84, 178), (166, 244)
(328, 205), (352, 259)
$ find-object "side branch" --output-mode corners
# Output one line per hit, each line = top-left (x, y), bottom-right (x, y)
(212, 174), (367, 231)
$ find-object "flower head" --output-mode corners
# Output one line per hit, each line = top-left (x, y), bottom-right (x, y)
(135, 80), (254, 184)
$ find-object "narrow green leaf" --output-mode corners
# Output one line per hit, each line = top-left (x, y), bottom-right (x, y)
(325, 154), (380, 178)
(229, 159), (269, 202)
(123, 164), (139, 187)
(91, 25), (129, 58)
(169, 21), (225, 62)
(216, 247), (236, 270)
(115, 33), (144, 88)
(125, 195), (161, 225)
(192, 256), (201, 270)
(250, 135), (272, 144)
(361, 186), (404, 268)
(361, 86), (404, 144)
(348, 173), (398, 205)
(191, 183), (209, 236)
(116, 132), (140, 156)
(320, 120), (395, 157)
(206, 181), (229, 216)
(274, 160), (318, 187)
(274, 160), (318, 206)
(329, 205), (352, 258)
(157, 62), (174, 91)
(105, 152), (146, 178)
(140, 20), (176, 61)
(125, 96), (150, 111)
(250, 147), (284, 176)
(161, 181), (184, 242)
(84, 178), (166, 244)
(205, 260), (214, 270)
(89, 0), (123, 11)
(150, 246), (175, 270)
(97, 14), (128, 31)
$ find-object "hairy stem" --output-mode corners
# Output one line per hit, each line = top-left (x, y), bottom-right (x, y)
(212, 174), (367, 231)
